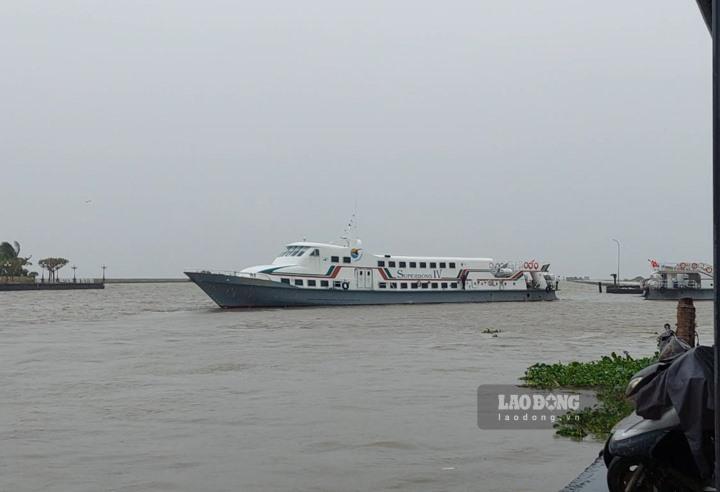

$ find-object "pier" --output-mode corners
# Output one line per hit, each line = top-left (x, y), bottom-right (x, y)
(0, 278), (104, 291)
(603, 284), (644, 295)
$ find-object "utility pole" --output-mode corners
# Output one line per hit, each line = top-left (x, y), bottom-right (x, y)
(693, 0), (720, 487)
(712, 1), (720, 487)
(102, 264), (107, 283)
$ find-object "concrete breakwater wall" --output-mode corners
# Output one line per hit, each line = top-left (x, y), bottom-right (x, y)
(104, 278), (189, 284)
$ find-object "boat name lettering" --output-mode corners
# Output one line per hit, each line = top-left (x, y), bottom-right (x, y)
(396, 269), (442, 279)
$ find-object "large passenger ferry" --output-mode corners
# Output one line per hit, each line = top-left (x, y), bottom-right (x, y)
(186, 240), (558, 308)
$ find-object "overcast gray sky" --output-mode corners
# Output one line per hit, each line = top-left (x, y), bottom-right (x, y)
(2, 0), (712, 278)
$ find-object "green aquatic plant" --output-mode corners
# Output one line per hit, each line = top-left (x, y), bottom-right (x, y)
(522, 352), (657, 440)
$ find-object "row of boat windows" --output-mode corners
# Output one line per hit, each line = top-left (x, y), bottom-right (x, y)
(279, 278), (459, 289)
(379, 282), (458, 289)
(279, 250), (457, 269)
(378, 260), (456, 269)
(281, 278), (330, 287)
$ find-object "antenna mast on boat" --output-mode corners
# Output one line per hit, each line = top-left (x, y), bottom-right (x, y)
(341, 205), (360, 247)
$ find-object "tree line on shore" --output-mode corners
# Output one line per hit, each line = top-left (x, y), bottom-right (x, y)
(0, 241), (69, 281)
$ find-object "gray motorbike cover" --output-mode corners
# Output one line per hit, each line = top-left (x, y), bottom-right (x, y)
(634, 346), (714, 477)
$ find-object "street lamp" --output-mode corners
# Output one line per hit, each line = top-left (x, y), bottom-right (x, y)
(72, 265), (77, 283)
(101, 264), (107, 283)
(612, 239), (621, 285)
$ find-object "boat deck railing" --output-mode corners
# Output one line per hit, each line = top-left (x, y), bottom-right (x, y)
(656, 280), (704, 289)
(189, 270), (275, 281)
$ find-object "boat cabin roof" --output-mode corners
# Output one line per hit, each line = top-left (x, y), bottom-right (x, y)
(376, 255), (492, 262)
(282, 241), (493, 263)
(286, 241), (348, 250)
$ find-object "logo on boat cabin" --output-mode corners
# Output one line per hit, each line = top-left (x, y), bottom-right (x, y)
(350, 248), (363, 262)
(649, 259), (713, 275)
(675, 261), (713, 274)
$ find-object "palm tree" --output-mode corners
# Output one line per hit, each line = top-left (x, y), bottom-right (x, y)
(0, 241), (32, 278)
(0, 241), (20, 260)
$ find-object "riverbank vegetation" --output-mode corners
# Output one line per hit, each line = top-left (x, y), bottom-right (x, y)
(1, 240), (71, 282)
(522, 352), (656, 439)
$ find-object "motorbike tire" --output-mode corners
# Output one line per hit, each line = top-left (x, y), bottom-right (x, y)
(602, 440), (613, 467)
(606, 456), (656, 492)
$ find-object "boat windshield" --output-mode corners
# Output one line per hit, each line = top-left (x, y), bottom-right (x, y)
(279, 246), (310, 257)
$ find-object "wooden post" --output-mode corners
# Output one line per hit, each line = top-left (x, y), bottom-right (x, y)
(598, 282), (603, 293)
(676, 297), (697, 347)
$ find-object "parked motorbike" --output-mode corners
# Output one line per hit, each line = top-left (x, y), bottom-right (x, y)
(603, 326), (715, 492)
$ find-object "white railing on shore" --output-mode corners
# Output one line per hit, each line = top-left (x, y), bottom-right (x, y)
(36, 278), (104, 285)
(0, 277), (104, 285)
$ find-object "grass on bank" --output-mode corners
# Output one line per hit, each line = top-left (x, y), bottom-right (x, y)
(521, 352), (656, 439)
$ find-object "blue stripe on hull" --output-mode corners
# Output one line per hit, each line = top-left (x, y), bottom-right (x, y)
(185, 272), (557, 308)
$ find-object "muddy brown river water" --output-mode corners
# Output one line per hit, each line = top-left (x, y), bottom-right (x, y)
(1, 281), (711, 491)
